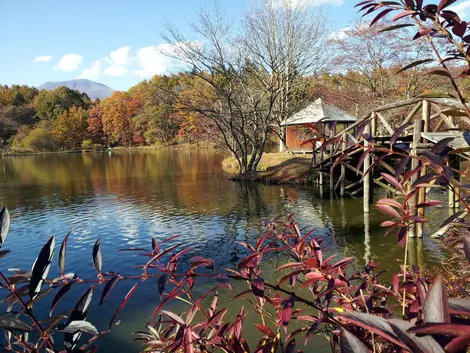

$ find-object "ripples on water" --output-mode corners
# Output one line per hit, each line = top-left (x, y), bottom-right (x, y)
(0, 149), (451, 352)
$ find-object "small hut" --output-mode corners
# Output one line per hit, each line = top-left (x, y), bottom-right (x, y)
(280, 98), (357, 153)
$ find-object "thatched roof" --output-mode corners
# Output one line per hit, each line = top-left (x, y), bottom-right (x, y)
(281, 98), (357, 126)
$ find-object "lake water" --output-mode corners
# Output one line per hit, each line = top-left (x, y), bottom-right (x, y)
(0, 149), (451, 352)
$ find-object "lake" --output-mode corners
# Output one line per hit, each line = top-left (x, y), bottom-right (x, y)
(0, 149), (450, 352)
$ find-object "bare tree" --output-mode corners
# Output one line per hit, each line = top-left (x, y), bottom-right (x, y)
(242, 0), (330, 150)
(161, 1), (329, 172)
(330, 21), (433, 102)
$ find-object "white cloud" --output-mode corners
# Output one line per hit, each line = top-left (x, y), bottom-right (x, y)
(104, 65), (128, 77)
(132, 43), (190, 78)
(106, 46), (131, 66)
(103, 46), (131, 77)
(78, 60), (101, 80)
(449, 0), (470, 17)
(33, 55), (52, 63)
(329, 26), (351, 40)
(54, 54), (83, 71)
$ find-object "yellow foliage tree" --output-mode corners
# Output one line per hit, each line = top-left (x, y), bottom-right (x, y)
(53, 105), (88, 150)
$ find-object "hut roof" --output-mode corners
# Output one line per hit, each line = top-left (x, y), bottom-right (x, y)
(281, 98), (357, 126)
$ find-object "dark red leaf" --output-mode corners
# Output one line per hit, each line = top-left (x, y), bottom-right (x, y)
(381, 173), (402, 190)
(109, 281), (140, 329)
(311, 239), (322, 268)
(390, 122), (413, 145)
(423, 276), (450, 323)
(250, 278), (265, 301)
(445, 332), (470, 353)
(337, 312), (408, 350)
(340, 329), (369, 353)
(432, 137), (454, 155)
(100, 276), (120, 306)
(393, 10), (416, 21)
(158, 274), (167, 299)
(377, 198), (404, 209)
(59, 231), (70, 276)
(463, 235), (470, 265)
(413, 28), (434, 40)
(254, 324), (276, 339)
(448, 298), (470, 315)
(438, 0), (457, 12)
(285, 339), (296, 353)
(238, 252), (262, 270)
(231, 306), (245, 339)
(50, 282), (76, 316)
(161, 310), (185, 326)
(397, 227), (407, 247)
(152, 237), (159, 254)
(282, 297), (295, 329)
(408, 323), (470, 336)
(190, 256), (215, 270)
(354, 0), (374, 8)
(357, 150), (370, 171)
(381, 221), (397, 227)
(439, 210), (466, 228)
(452, 21), (467, 37)
(395, 156), (411, 179)
(30, 236), (55, 300)
(412, 173), (438, 188)
(330, 257), (354, 271)
(376, 204), (401, 219)
(92, 238), (102, 274)
(388, 319), (445, 353)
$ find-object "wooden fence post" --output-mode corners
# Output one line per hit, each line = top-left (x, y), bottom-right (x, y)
(340, 133), (346, 197)
(363, 123), (371, 213)
(408, 119), (423, 238)
(319, 145), (324, 185)
(417, 100), (430, 237)
(330, 124), (335, 191)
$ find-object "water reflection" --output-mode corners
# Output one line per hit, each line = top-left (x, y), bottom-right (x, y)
(0, 149), (451, 352)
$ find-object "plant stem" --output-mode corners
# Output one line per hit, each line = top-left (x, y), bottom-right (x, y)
(0, 272), (58, 353)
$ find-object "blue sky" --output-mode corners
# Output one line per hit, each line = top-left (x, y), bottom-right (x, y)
(0, 0), (362, 91)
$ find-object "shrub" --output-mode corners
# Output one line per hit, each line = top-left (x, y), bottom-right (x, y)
(81, 139), (94, 151)
(20, 127), (59, 152)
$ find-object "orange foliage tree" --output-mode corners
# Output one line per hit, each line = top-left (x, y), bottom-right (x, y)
(100, 92), (141, 146)
(87, 105), (107, 145)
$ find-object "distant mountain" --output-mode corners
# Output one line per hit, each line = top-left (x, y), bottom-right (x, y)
(37, 79), (115, 100)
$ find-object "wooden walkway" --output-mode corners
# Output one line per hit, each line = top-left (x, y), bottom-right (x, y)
(309, 98), (470, 238)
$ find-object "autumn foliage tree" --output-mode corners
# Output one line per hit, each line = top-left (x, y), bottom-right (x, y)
(87, 105), (107, 146)
(100, 92), (140, 146)
(52, 106), (88, 150)
(33, 87), (90, 121)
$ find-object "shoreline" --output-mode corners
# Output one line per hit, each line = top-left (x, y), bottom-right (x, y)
(225, 154), (314, 184)
(1, 141), (217, 157)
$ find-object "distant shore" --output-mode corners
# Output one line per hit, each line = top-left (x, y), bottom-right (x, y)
(1, 140), (217, 157)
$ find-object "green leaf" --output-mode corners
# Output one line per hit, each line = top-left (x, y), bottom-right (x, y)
(396, 59), (434, 74)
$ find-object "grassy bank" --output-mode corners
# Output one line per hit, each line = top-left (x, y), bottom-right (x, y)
(222, 153), (313, 183)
